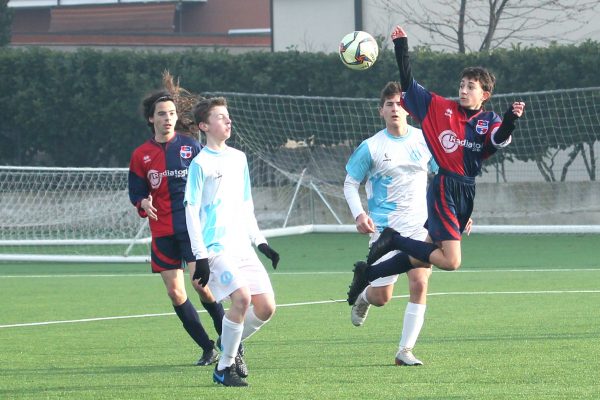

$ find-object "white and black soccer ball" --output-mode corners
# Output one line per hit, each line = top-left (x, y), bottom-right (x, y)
(339, 31), (379, 71)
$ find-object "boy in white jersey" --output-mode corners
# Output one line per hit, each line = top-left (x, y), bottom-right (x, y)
(184, 97), (280, 387)
(344, 81), (437, 366)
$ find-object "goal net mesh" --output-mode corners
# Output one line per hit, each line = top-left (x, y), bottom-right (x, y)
(1, 87), (598, 262)
(211, 87), (600, 229)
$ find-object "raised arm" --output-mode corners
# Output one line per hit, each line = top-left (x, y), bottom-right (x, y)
(493, 101), (526, 144)
(391, 26), (413, 91)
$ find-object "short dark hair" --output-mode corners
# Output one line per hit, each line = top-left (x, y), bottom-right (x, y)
(379, 81), (402, 108)
(461, 67), (496, 95)
(192, 97), (228, 127)
(142, 90), (175, 129)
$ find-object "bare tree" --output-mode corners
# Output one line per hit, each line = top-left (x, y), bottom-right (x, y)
(372, 0), (599, 53)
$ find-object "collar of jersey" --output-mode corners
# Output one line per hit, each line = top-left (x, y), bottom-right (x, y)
(152, 132), (178, 145)
(202, 145), (228, 155)
(384, 128), (410, 141)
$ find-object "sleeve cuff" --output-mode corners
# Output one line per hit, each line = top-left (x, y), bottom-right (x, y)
(135, 201), (147, 218)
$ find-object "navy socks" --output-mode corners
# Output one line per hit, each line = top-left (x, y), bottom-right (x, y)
(393, 234), (438, 264)
(367, 252), (413, 281)
(174, 298), (213, 351)
(201, 300), (225, 335)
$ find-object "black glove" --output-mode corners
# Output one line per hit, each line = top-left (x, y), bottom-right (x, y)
(258, 243), (280, 269)
(192, 258), (210, 287)
(503, 103), (521, 125)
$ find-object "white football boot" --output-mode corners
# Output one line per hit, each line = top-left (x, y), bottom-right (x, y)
(395, 348), (423, 366)
(350, 294), (371, 326)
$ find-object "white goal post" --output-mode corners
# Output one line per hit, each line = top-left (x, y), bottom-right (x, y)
(0, 166), (151, 263)
(1, 87), (599, 262)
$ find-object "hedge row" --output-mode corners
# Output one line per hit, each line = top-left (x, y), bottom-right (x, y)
(0, 41), (598, 167)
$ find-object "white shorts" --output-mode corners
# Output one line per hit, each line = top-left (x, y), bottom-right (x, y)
(207, 250), (274, 303)
(369, 226), (428, 288)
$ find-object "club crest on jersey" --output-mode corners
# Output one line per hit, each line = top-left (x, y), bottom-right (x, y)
(475, 120), (489, 135)
(147, 169), (161, 189)
(180, 146), (193, 159)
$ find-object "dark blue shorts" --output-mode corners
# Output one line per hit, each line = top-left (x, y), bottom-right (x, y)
(150, 231), (195, 273)
(425, 170), (475, 242)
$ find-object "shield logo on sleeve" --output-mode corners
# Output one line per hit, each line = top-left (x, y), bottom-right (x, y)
(180, 145), (193, 159)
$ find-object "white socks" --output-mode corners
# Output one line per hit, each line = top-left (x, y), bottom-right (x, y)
(399, 302), (426, 350)
(241, 306), (269, 342)
(358, 288), (369, 304)
(217, 316), (243, 370)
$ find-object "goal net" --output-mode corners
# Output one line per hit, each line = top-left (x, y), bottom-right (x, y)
(0, 166), (150, 263)
(211, 86), (600, 232)
(1, 87), (598, 262)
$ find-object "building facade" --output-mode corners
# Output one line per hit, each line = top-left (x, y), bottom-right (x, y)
(8, 0), (600, 52)
(8, 0), (272, 52)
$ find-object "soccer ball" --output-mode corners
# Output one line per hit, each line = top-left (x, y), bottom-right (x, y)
(339, 31), (379, 71)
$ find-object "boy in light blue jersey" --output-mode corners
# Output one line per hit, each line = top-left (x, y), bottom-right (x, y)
(344, 81), (439, 366)
(184, 97), (280, 387)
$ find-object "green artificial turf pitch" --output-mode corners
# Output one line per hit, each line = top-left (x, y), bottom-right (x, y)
(1, 233), (599, 399)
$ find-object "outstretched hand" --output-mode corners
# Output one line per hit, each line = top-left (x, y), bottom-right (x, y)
(258, 243), (280, 269)
(391, 25), (407, 41)
(192, 258), (210, 287)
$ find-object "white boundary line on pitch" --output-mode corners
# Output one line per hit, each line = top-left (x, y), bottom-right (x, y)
(1, 289), (599, 329)
(1, 268), (600, 279)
